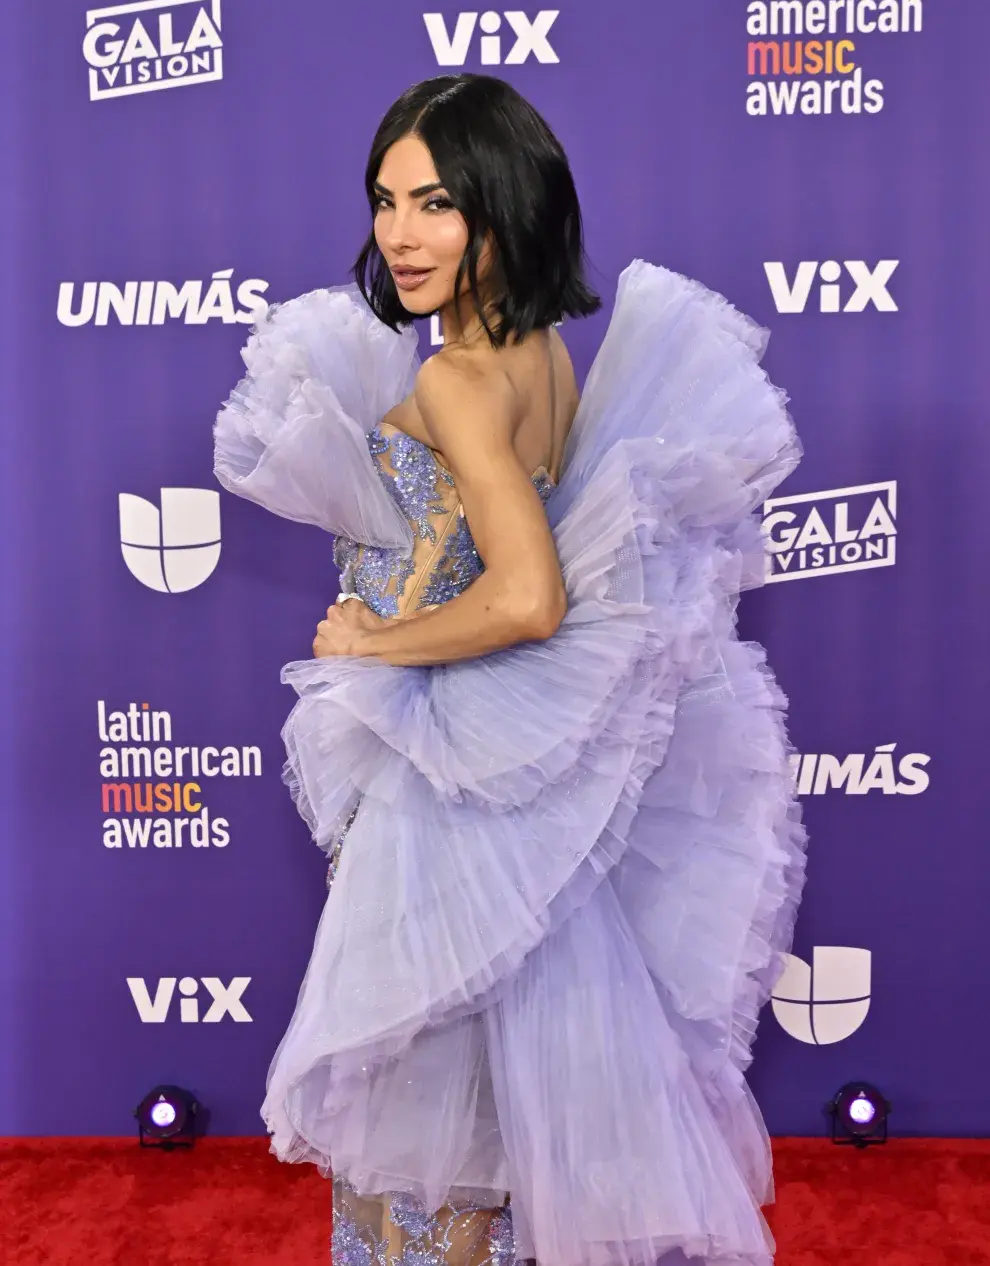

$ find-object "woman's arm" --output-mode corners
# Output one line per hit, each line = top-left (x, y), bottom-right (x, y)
(332, 352), (567, 668)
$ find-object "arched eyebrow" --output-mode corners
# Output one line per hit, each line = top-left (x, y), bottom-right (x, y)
(373, 180), (446, 199)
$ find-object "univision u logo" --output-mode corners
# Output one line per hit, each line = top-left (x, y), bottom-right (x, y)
(772, 947), (871, 1045)
(119, 488), (221, 593)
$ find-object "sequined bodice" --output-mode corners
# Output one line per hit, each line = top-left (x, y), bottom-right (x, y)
(333, 421), (556, 620)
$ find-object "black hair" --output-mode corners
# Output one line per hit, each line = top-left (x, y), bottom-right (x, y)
(352, 74), (601, 347)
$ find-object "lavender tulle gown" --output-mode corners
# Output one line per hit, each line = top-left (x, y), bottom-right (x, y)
(213, 260), (807, 1266)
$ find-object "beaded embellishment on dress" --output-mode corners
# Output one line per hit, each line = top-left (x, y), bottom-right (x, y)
(215, 269), (805, 1266)
(326, 347), (562, 1253)
(332, 1173), (517, 1266)
(334, 421), (556, 621)
(326, 428), (556, 893)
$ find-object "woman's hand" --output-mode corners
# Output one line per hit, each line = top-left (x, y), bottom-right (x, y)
(313, 597), (387, 658)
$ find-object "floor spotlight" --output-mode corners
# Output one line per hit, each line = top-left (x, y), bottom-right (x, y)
(135, 1085), (201, 1150)
(826, 1081), (890, 1147)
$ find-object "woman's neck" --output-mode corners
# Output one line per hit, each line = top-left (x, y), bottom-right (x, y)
(439, 287), (508, 349)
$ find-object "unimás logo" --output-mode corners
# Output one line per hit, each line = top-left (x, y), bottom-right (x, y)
(100, 700), (263, 849)
(745, 0), (924, 117)
(772, 947), (871, 1044)
(423, 10), (559, 65)
(57, 270), (268, 327)
(762, 480), (896, 582)
(765, 260), (899, 314)
(127, 976), (251, 1022)
(791, 745), (930, 795)
(120, 488), (220, 593)
(84, 0), (223, 102)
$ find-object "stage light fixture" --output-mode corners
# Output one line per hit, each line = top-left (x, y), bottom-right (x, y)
(826, 1081), (890, 1147)
(135, 1085), (200, 1150)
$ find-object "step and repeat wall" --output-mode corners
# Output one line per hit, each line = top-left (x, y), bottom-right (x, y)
(3, 0), (988, 1139)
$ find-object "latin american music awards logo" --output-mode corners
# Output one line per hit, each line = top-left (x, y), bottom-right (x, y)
(744, 0), (924, 116)
(99, 700), (263, 850)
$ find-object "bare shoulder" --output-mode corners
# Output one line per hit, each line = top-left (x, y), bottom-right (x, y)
(414, 348), (517, 448)
(550, 325), (581, 414)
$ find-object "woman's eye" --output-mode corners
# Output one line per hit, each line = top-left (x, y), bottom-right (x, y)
(373, 194), (452, 213)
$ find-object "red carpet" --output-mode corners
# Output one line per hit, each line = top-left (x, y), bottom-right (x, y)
(2, 1137), (989, 1264)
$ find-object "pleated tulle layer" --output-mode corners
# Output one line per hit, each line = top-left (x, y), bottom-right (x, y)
(214, 260), (807, 1266)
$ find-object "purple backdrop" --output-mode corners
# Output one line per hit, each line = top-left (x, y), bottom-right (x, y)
(3, 0), (989, 1139)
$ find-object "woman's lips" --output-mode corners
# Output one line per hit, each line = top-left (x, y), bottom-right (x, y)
(391, 267), (435, 292)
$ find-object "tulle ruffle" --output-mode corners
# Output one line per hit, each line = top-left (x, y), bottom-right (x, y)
(217, 261), (807, 1266)
(214, 285), (417, 548)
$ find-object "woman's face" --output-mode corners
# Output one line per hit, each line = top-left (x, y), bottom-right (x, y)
(373, 133), (491, 317)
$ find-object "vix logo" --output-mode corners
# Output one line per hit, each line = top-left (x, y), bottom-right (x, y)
(127, 976), (252, 1023)
(423, 10), (559, 65)
(119, 488), (221, 593)
(764, 260), (899, 313)
(772, 948), (871, 1045)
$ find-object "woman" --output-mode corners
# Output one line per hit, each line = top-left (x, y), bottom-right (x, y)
(215, 74), (806, 1266)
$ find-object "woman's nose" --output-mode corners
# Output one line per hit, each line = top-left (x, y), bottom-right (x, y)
(382, 203), (420, 252)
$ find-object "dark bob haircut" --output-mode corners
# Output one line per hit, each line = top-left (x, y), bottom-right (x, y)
(352, 74), (601, 347)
